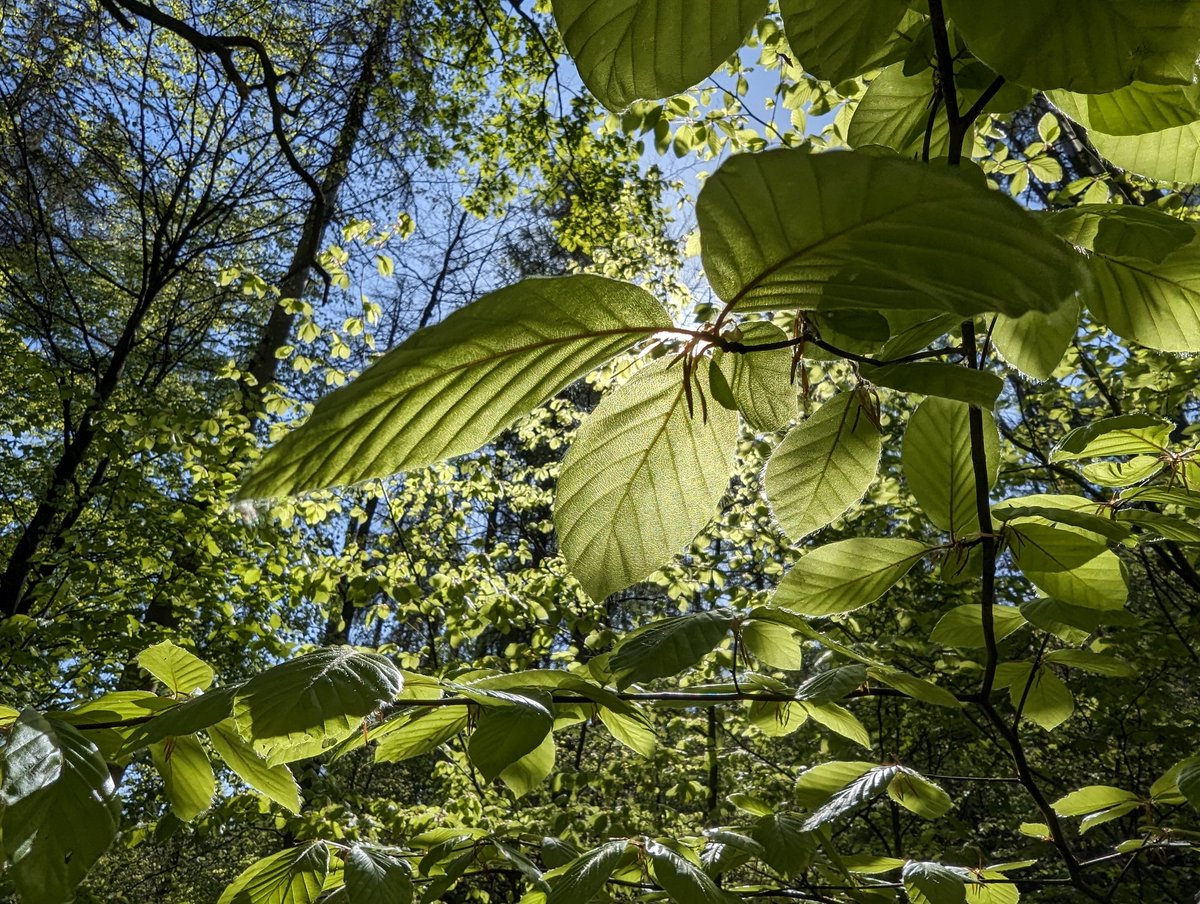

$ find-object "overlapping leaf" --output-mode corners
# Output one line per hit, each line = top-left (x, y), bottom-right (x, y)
(232, 647), (404, 764)
(947, 0), (1200, 92)
(766, 392), (882, 540)
(550, 0), (767, 111)
(240, 275), (671, 497)
(0, 710), (121, 904)
(774, 538), (929, 616)
(555, 357), (739, 601)
(903, 397), (999, 535)
(1049, 207), (1200, 350)
(697, 149), (1080, 318)
(779, 0), (914, 84)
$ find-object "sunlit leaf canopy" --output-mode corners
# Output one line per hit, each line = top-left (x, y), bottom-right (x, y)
(5, 0), (1200, 902)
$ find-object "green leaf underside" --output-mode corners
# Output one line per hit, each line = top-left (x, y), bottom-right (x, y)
(1052, 83), (1200, 136)
(546, 840), (629, 904)
(774, 538), (929, 616)
(715, 320), (799, 431)
(549, 0), (767, 111)
(888, 768), (954, 819)
(554, 357), (740, 601)
(1050, 90), (1200, 184)
(848, 64), (1024, 160)
(931, 604), (1026, 648)
(467, 693), (554, 782)
(120, 686), (238, 754)
(0, 711), (121, 904)
(947, 0), (1200, 92)
(208, 722), (301, 814)
(903, 397), (999, 535)
(1002, 664), (1075, 731)
(1052, 207), (1200, 350)
(779, 0), (911, 84)
(137, 640), (215, 694)
(697, 149), (1080, 318)
(992, 298), (1081, 380)
(864, 361), (1003, 407)
(232, 647), (404, 765)
(240, 275), (670, 497)
(151, 734), (215, 821)
(218, 843), (330, 904)
(766, 392), (882, 540)
(1051, 413), (1174, 461)
(345, 845), (414, 904)
(610, 610), (734, 687)
(1008, 521), (1128, 610)
(498, 730), (556, 797)
(372, 708), (469, 763)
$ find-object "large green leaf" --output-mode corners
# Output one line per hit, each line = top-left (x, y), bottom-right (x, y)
(947, 0), (1200, 92)
(345, 845), (414, 904)
(1007, 521), (1128, 610)
(232, 647), (404, 764)
(0, 710), (120, 904)
(930, 604), (1026, 648)
(120, 686), (237, 754)
(208, 721), (301, 814)
(218, 843), (330, 904)
(554, 357), (739, 601)
(868, 667), (963, 709)
(802, 764), (897, 830)
(646, 839), (737, 903)
(773, 538), (929, 616)
(992, 299), (1081, 381)
(546, 839), (630, 904)
(778, 0), (912, 84)
(903, 397), (999, 535)
(765, 392), (882, 540)
(240, 276), (670, 498)
(549, 0), (767, 111)
(151, 734), (215, 821)
(902, 860), (968, 904)
(1051, 87), (1200, 186)
(467, 692), (554, 782)
(1050, 413), (1174, 461)
(1052, 83), (1200, 136)
(610, 610), (734, 688)
(848, 63), (1027, 158)
(863, 362), (1003, 408)
(1049, 207), (1200, 350)
(371, 708), (469, 764)
(137, 640), (215, 694)
(498, 731), (557, 798)
(714, 321), (799, 431)
(887, 767), (953, 819)
(751, 813), (815, 876)
(697, 149), (1080, 318)
(1000, 663), (1075, 731)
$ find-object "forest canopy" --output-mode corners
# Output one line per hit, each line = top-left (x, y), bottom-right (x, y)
(3, 1), (1200, 903)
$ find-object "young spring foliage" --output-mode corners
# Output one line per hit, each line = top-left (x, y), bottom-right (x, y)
(9, 1), (1200, 902)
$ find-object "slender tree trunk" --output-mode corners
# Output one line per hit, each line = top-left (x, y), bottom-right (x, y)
(241, 12), (393, 399)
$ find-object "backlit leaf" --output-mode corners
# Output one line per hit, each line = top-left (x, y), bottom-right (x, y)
(773, 538), (929, 616)
(697, 149), (1080, 318)
(555, 357), (739, 601)
(903, 397), (999, 536)
(550, 0), (767, 111)
(766, 392), (882, 540)
(232, 647), (404, 765)
(241, 276), (671, 497)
